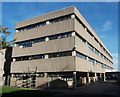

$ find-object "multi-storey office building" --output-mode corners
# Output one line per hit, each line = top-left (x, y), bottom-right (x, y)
(11, 6), (113, 88)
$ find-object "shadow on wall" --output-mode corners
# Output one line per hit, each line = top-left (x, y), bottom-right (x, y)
(37, 79), (68, 89)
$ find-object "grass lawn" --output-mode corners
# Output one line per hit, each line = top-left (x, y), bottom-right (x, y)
(0, 86), (29, 94)
(1, 86), (58, 97)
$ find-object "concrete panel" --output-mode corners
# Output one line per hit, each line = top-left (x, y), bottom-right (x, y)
(75, 37), (113, 68)
(11, 56), (75, 73)
(74, 7), (112, 57)
(76, 57), (105, 73)
(75, 19), (112, 62)
(15, 19), (75, 43)
(16, 6), (74, 29)
(12, 36), (75, 57)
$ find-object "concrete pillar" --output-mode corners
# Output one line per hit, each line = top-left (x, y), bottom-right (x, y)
(45, 54), (48, 59)
(72, 51), (76, 56)
(99, 73), (102, 82)
(13, 58), (16, 62)
(44, 73), (47, 77)
(92, 36), (94, 40)
(47, 75), (50, 88)
(72, 32), (75, 36)
(85, 28), (87, 31)
(86, 57), (89, 60)
(94, 73), (97, 82)
(7, 75), (10, 86)
(46, 21), (50, 25)
(73, 71), (77, 89)
(82, 77), (86, 84)
(91, 73), (97, 82)
(11, 74), (14, 77)
(94, 61), (96, 65)
(20, 45), (23, 48)
(16, 30), (18, 32)
(71, 14), (75, 18)
(86, 72), (90, 84)
(103, 73), (106, 82)
(45, 37), (49, 41)
(14, 44), (17, 47)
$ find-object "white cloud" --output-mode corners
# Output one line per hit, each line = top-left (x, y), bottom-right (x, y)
(99, 35), (106, 39)
(102, 21), (112, 32)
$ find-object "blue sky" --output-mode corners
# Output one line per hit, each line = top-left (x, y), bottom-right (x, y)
(2, 2), (118, 70)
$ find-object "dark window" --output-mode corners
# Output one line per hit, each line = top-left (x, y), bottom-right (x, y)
(17, 15), (71, 32)
(48, 51), (72, 58)
(15, 54), (44, 61)
(49, 15), (71, 24)
(49, 32), (71, 40)
(23, 44), (32, 48)
(16, 37), (45, 47)
(17, 22), (46, 32)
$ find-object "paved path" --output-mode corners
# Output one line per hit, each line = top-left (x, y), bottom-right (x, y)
(48, 82), (120, 97)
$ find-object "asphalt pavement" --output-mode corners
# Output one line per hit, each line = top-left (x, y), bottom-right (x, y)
(48, 81), (120, 97)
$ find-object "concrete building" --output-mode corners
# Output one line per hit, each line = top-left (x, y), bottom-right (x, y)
(0, 49), (6, 86)
(0, 47), (12, 86)
(11, 6), (113, 88)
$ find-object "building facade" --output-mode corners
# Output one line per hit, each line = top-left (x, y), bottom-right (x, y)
(0, 49), (6, 86)
(11, 6), (113, 88)
(0, 47), (12, 86)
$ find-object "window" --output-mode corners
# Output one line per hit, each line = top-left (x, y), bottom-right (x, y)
(99, 44), (103, 49)
(88, 57), (94, 63)
(100, 54), (104, 58)
(75, 15), (94, 38)
(96, 61), (108, 69)
(15, 54), (44, 61)
(94, 38), (99, 44)
(75, 16), (86, 28)
(88, 43), (94, 52)
(17, 22), (46, 32)
(101, 64), (106, 69)
(48, 51), (72, 58)
(49, 32), (72, 40)
(23, 44), (32, 48)
(96, 61), (101, 65)
(103, 48), (106, 52)
(16, 37), (45, 47)
(76, 52), (86, 59)
(95, 49), (99, 55)
(76, 33), (86, 43)
(17, 15), (71, 32)
(87, 29), (93, 37)
(49, 15), (71, 23)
